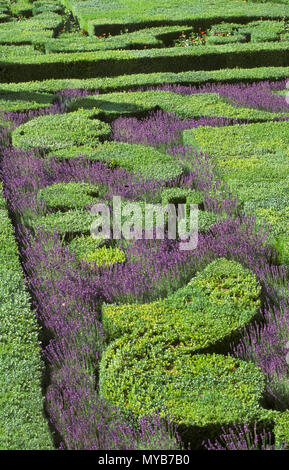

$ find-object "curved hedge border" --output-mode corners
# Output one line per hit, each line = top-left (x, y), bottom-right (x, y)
(99, 334), (267, 449)
(0, 184), (53, 449)
(12, 109), (111, 152)
(102, 258), (261, 351)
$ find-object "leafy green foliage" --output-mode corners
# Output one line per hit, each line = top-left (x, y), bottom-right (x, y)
(53, 142), (183, 180)
(37, 181), (107, 211)
(99, 336), (266, 448)
(0, 186), (53, 449)
(12, 109), (111, 152)
(69, 90), (285, 121)
(84, 246), (126, 267)
(102, 258), (261, 349)
(31, 209), (95, 240)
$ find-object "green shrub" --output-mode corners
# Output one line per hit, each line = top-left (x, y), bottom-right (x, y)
(31, 208), (95, 240)
(0, 45), (43, 58)
(32, 1), (64, 16)
(37, 181), (107, 211)
(2, 66), (289, 93)
(99, 335), (267, 448)
(12, 109), (111, 152)
(69, 90), (285, 121)
(102, 258), (261, 350)
(68, 0), (289, 33)
(84, 246), (126, 267)
(0, 90), (54, 112)
(183, 121), (289, 161)
(273, 411), (289, 449)
(45, 25), (193, 53)
(161, 188), (204, 207)
(0, 187), (53, 449)
(54, 142), (183, 181)
(68, 234), (108, 259)
(2, 41), (289, 82)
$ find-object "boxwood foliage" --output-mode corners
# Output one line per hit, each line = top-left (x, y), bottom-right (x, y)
(183, 121), (289, 162)
(2, 66), (289, 94)
(243, 200), (289, 265)
(102, 258), (261, 350)
(0, 185), (53, 449)
(64, 0), (289, 34)
(183, 121), (289, 254)
(45, 26), (193, 54)
(51, 141), (184, 181)
(30, 208), (95, 241)
(68, 234), (108, 259)
(0, 65), (289, 93)
(84, 246), (126, 268)
(2, 41), (289, 83)
(37, 181), (107, 211)
(12, 109), (111, 152)
(99, 335), (266, 449)
(0, 90), (55, 112)
(69, 90), (286, 121)
(160, 187), (204, 208)
(183, 122), (289, 204)
(274, 410), (289, 449)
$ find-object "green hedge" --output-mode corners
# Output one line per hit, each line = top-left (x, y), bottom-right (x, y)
(183, 121), (289, 263)
(45, 26), (193, 53)
(99, 335), (267, 448)
(0, 184), (53, 449)
(37, 182), (107, 211)
(12, 109), (111, 152)
(274, 411), (289, 449)
(160, 187), (204, 208)
(183, 122), (289, 196)
(32, 1), (65, 16)
(30, 208), (95, 240)
(83, 246), (126, 268)
(69, 89), (287, 121)
(0, 90), (55, 112)
(62, 0), (289, 34)
(51, 142), (184, 181)
(2, 66), (289, 94)
(1, 41), (289, 82)
(102, 258), (261, 350)
(68, 234), (107, 258)
(0, 45), (43, 58)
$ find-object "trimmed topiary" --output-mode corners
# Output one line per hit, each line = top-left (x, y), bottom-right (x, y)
(12, 109), (111, 152)
(99, 334), (266, 449)
(37, 182), (107, 211)
(83, 246), (126, 268)
(102, 258), (261, 350)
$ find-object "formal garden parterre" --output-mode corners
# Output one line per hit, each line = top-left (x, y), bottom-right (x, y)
(1, 0), (289, 451)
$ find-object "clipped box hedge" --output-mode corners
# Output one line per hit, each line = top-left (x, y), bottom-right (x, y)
(12, 109), (111, 152)
(37, 182), (107, 211)
(51, 141), (184, 181)
(30, 208), (95, 240)
(45, 25), (193, 54)
(69, 89), (287, 121)
(99, 334), (267, 448)
(1, 41), (289, 82)
(0, 90), (55, 112)
(102, 258), (261, 351)
(0, 185), (53, 449)
(2, 66), (289, 94)
(64, 0), (289, 34)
